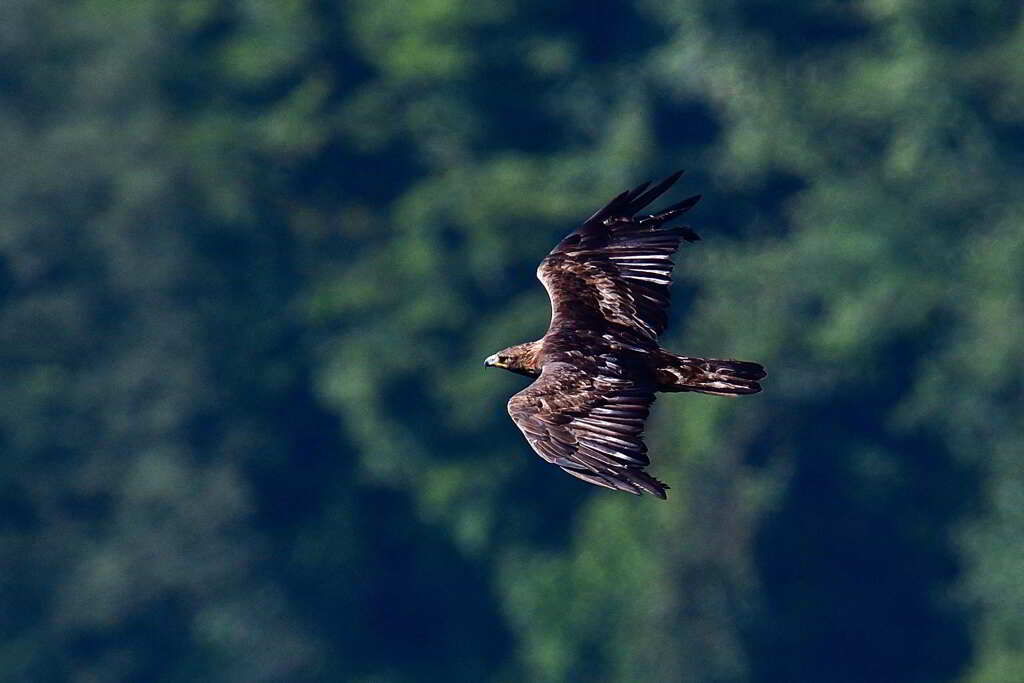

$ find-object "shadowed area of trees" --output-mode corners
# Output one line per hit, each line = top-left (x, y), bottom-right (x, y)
(1, 0), (1022, 680)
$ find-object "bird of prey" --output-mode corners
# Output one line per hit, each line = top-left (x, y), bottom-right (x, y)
(484, 171), (765, 499)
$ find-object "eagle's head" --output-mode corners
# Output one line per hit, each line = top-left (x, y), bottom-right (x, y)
(484, 341), (542, 378)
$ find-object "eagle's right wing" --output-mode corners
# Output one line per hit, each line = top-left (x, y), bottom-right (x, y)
(537, 171), (701, 346)
(506, 361), (668, 498)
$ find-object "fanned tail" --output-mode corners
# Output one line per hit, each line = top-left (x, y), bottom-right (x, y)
(655, 353), (766, 395)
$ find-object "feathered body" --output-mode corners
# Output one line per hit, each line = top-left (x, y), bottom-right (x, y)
(485, 172), (765, 498)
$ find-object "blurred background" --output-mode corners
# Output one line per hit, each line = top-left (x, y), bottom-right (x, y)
(2, 0), (1023, 681)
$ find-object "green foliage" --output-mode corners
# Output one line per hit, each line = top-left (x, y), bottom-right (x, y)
(1, 0), (1022, 681)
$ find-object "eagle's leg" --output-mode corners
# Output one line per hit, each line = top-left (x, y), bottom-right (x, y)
(653, 352), (765, 395)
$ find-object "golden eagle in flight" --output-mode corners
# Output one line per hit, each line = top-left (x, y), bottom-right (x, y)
(484, 171), (765, 499)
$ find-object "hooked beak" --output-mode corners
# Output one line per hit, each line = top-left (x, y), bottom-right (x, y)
(484, 354), (504, 368)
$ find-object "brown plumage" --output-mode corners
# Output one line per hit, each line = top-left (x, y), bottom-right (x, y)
(484, 171), (765, 498)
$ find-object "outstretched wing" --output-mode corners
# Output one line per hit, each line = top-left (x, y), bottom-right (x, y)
(507, 361), (668, 498)
(538, 171), (701, 346)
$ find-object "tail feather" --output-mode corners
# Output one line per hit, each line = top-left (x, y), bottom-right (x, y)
(656, 354), (766, 395)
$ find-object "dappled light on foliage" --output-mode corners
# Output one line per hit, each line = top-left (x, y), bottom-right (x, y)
(1, 0), (1022, 681)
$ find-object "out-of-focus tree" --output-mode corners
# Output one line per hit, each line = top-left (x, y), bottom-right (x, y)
(1, 0), (1022, 681)
(0, 1), (509, 680)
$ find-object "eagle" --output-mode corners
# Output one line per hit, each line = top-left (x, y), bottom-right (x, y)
(484, 171), (765, 499)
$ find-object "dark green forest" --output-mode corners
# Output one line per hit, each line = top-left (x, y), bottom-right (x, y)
(2, 0), (1023, 680)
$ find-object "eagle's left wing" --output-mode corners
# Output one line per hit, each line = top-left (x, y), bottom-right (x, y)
(537, 171), (701, 346)
(507, 361), (668, 498)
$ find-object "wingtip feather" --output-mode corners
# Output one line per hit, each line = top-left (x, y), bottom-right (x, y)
(626, 170), (686, 215)
(583, 170), (694, 227)
(627, 470), (670, 499)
